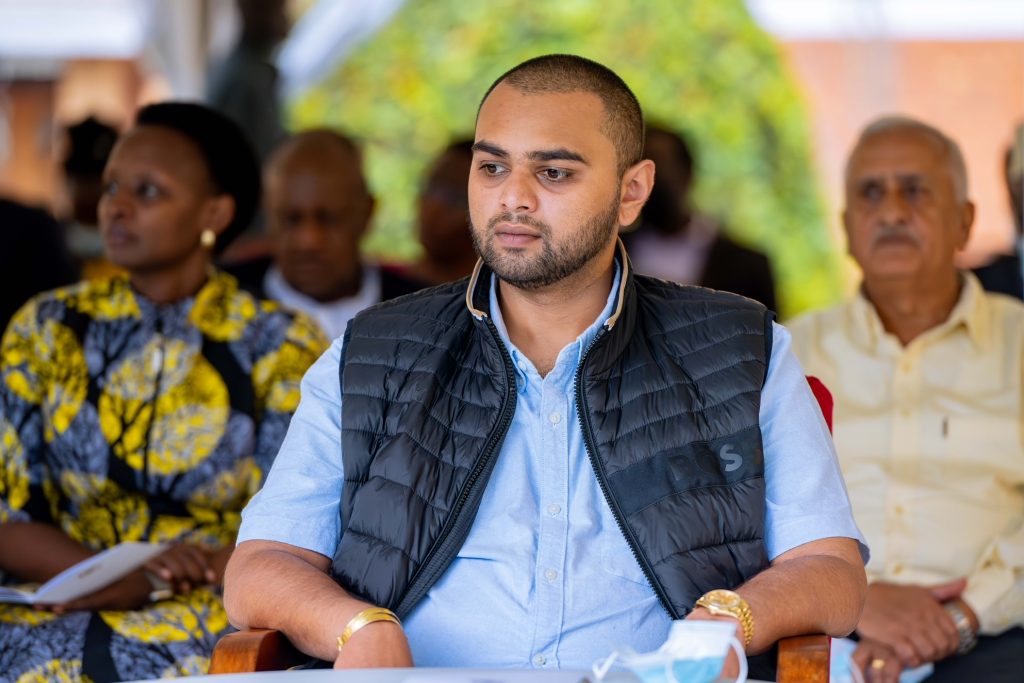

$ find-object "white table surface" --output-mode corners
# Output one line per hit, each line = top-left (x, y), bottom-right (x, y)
(130, 669), (770, 683)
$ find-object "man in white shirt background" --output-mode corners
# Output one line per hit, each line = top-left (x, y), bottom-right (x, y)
(228, 129), (422, 339)
(790, 116), (1024, 683)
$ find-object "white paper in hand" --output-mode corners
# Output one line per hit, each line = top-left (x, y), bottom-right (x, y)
(0, 542), (166, 604)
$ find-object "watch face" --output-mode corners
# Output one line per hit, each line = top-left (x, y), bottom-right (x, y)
(705, 589), (742, 608)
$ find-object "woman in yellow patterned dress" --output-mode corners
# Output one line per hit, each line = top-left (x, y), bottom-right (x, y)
(0, 103), (326, 682)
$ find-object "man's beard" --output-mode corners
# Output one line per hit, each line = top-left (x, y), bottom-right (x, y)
(471, 199), (620, 290)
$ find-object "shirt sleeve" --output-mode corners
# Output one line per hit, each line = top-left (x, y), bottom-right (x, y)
(0, 298), (55, 526)
(236, 335), (346, 559)
(960, 522), (1024, 635)
(761, 322), (869, 563)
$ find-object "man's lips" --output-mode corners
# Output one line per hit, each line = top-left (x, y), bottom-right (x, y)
(494, 223), (541, 246)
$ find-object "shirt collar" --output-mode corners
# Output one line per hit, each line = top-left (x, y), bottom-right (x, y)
(488, 260), (622, 381)
(849, 271), (990, 351)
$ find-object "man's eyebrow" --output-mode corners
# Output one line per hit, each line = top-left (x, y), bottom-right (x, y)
(472, 141), (508, 158)
(471, 141), (588, 166)
(528, 148), (587, 165)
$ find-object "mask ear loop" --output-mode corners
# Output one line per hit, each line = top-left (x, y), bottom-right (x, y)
(728, 636), (748, 683)
(591, 650), (619, 682)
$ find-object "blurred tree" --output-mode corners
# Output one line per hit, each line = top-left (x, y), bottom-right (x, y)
(290, 0), (840, 316)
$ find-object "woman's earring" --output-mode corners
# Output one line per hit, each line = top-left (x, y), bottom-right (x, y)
(200, 229), (216, 250)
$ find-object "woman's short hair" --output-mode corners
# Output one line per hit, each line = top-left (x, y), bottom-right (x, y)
(135, 102), (261, 254)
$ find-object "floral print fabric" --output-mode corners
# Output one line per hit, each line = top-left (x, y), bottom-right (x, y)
(0, 271), (326, 682)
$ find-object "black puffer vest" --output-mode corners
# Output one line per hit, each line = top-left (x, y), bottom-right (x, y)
(333, 248), (773, 620)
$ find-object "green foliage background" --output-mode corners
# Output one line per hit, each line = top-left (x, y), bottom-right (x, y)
(290, 0), (842, 317)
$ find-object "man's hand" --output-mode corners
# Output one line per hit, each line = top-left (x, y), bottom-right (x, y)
(333, 620), (413, 669)
(49, 569), (153, 613)
(852, 637), (902, 683)
(686, 607), (742, 678)
(856, 579), (964, 667)
(145, 543), (219, 594)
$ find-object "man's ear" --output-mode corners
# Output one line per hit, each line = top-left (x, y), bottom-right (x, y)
(841, 208), (853, 256)
(203, 195), (235, 236)
(618, 159), (655, 227)
(956, 200), (976, 250)
(357, 194), (377, 239)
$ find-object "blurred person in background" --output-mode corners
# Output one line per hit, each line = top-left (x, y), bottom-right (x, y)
(229, 129), (422, 340)
(625, 124), (777, 311)
(0, 198), (79, 335)
(790, 116), (1024, 683)
(973, 123), (1024, 299)
(207, 0), (289, 162)
(387, 139), (478, 286)
(0, 102), (325, 681)
(61, 116), (122, 279)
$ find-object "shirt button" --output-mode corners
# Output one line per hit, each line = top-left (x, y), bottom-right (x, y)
(899, 359), (912, 373)
(544, 568), (558, 581)
(549, 411), (561, 425)
(899, 407), (911, 418)
(533, 654), (546, 666)
(892, 563), (904, 575)
(547, 503), (561, 516)
(894, 505), (904, 516)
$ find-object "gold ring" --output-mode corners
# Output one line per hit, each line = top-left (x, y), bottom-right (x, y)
(871, 658), (887, 670)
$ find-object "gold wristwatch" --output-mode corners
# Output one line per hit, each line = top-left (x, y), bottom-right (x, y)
(695, 589), (754, 648)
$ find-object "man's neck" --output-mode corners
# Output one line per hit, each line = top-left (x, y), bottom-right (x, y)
(862, 272), (962, 346)
(497, 256), (616, 377)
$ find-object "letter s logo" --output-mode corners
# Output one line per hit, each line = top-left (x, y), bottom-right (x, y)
(719, 444), (742, 472)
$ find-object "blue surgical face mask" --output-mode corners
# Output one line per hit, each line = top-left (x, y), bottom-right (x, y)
(593, 620), (747, 683)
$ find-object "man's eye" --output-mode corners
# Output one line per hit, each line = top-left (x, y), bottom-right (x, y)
(861, 183), (883, 203)
(480, 162), (505, 176)
(541, 168), (570, 181)
(902, 183), (923, 201)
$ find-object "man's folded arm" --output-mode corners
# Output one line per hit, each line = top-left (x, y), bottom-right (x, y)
(224, 539), (411, 666)
(721, 536), (867, 654)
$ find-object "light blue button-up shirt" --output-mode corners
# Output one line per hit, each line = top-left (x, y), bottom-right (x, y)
(239, 265), (866, 669)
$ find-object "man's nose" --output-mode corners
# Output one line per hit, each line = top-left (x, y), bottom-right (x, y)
(499, 168), (537, 214)
(878, 187), (910, 223)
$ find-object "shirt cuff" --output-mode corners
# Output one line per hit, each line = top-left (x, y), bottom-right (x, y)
(962, 563), (1019, 635)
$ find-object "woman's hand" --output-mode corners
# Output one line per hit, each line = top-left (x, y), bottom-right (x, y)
(144, 543), (220, 594)
(49, 569), (153, 613)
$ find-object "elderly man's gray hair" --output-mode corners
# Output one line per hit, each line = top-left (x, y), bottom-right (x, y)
(848, 116), (969, 202)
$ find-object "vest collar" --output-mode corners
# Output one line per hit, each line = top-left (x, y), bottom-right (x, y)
(465, 237), (632, 332)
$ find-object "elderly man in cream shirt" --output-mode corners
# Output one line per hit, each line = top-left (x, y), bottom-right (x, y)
(790, 117), (1024, 683)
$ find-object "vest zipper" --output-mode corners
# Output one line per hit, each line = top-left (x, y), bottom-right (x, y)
(393, 317), (518, 618)
(574, 328), (678, 619)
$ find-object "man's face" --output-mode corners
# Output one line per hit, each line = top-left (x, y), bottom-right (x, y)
(469, 83), (641, 290)
(844, 128), (973, 285)
(418, 149), (473, 263)
(265, 153), (372, 302)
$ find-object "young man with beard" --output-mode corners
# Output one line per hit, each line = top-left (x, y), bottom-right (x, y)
(224, 54), (867, 674)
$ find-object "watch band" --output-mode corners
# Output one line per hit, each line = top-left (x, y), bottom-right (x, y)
(942, 601), (978, 655)
(695, 590), (754, 648)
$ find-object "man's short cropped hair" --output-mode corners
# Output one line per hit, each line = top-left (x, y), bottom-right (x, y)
(849, 115), (969, 202)
(480, 54), (644, 176)
(267, 128), (371, 198)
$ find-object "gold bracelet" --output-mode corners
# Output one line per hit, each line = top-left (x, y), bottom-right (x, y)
(336, 607), (402, 653)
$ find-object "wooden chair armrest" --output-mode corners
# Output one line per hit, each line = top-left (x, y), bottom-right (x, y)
(209, 628), (308, 674)
(777, 634), (831, 683)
